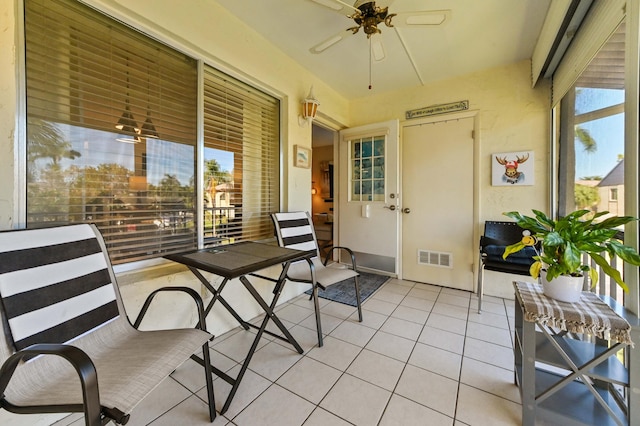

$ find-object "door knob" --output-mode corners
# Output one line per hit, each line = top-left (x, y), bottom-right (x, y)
(384, 205), (396, 211)
(402, 207), (411, 214)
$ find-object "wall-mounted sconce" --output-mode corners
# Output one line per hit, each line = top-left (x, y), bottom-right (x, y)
(298, 86), (320, 127)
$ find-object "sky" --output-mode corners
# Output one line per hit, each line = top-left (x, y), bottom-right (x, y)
(574, 88), (625, 180)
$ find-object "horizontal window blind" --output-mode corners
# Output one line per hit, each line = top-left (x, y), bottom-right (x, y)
(203, 66), (280, 245)
(552, 0), (625, 105)
(25, 0), (198, 263)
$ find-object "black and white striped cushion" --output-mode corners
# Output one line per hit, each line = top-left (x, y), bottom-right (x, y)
(273, 212), (318, 256)
(0, 224), (119, 350)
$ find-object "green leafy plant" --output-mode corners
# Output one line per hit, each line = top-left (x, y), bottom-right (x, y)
(502, 209), (640, 292)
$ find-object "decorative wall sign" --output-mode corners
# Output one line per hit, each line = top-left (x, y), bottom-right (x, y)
(294, 145), (311, 168)
(405, 100), (469, 120)
(491, 151), (534, 186)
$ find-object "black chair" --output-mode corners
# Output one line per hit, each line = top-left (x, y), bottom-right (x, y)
(477, 221), (537, 313)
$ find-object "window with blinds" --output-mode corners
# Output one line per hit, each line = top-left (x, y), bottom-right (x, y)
(25, 0), (198, 263)
(203, 66), (280, 245)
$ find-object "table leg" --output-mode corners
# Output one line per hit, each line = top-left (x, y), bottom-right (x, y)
(188, 266), (250, 330)
(239, 275), (303, 354)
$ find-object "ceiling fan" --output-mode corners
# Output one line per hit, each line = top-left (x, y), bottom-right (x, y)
(309, 0), (450, 60)
(308, 0), (450, 89)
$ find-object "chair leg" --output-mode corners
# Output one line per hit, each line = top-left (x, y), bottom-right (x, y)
(201, 342), (216, 421)
(311, 283), (323, 347)
(477, 266), (484, 314)
(354, 275), (363, 322)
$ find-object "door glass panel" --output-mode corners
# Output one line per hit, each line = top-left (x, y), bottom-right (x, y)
(350, 135), (385, 202)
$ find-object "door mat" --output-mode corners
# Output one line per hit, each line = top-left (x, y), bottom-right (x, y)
(304, 271), (390, 306)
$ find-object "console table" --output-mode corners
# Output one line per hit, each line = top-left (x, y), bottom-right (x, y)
(513, 281), (639, 426)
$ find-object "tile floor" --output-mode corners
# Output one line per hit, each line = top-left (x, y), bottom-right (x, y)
(55, 278), (522, 426)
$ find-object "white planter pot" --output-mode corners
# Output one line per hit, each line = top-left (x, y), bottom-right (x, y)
(541, 271), (584, 303)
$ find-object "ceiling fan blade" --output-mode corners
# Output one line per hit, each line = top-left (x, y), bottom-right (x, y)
(309, 0), (359, 14)
(310, 30), (352, 54)
(391, 10), (451, 27)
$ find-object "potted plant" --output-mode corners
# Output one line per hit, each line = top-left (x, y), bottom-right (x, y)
(502, 209), (640, 302)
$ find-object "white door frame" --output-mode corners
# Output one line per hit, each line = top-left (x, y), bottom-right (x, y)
(399, 110), (480, 285)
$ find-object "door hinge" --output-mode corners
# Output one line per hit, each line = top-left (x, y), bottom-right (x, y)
(471, 130), (475, 139)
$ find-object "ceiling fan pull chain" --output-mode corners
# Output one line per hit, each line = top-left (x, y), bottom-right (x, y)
(369, 37), (372, 90)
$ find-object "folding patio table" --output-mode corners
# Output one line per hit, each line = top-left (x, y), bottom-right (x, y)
(165, 241), (312, 414)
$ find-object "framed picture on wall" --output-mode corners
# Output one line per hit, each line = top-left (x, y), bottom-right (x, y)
(294, 145), (311, 168)
(491, 150), (534, 186)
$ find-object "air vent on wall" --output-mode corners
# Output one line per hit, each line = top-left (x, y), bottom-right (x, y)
(418, 250), (453, 268)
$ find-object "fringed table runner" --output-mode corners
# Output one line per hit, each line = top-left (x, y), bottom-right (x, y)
(514, 281), (633, 346)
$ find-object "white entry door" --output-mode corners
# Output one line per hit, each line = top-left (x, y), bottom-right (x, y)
(338, 120), (400, 274)
(401, 115), (475, 290)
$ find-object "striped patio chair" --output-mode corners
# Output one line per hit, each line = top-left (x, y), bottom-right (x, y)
(272, 211), (362, 347)
(0, 224), (215, 425)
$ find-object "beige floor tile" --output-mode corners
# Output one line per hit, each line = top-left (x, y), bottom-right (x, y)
(148, 395), (227, 426)
(465, 322), (513, 348)
(211, 330), (271, 363)
(277, 324), (322, 352)
(275, 303), (315, 324)
(306, 336), (362, 371)
(320, 374), (391, 425)
(171, 351), (236, 392)
(380, 281), (412, 295)
(418, 325), (465, 354)
(441, 287), (472, 297)
(372, 288), (406, 304)
(303, 407), (352, 426)
(399, 295), (435, 312)
(437, 293), (471, 309)
(432, 302), (469, 320)
(365, 330), (415, 362)
(299, 311), (343, 335)
(467, 309), (510, 329)
(409, 342), (462, 380)
(426, 312), (468, 335)
(204, 365), (271, 419)
(232, 384), (315, 426)
(395, 364), (459, 417)
(277, 357), (342, 404)
(363, 298), (399, 316)
(390, 304), (431, 324)
(463, 337), (514, 369)
(320, 301), (358, 320)
(351, 308), (389, 329)
(380, 316), (423, 340)
(123, 378), (192, 426)
(460, 358), (520, 403)
(346, 348), (405, 391)
(475, 299), (507, 315)
(379, 394), (454, 426)
(248, 340), (303, 381)
(455, 384), (521, 426)
(329, 320), (377, 347)
(407, 287), (440, 301)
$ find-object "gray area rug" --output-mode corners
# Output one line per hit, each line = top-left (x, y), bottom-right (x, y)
(304, 271), (390, 307)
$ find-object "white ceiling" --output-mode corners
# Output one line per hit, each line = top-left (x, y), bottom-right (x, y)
(215, 0), (551, 99)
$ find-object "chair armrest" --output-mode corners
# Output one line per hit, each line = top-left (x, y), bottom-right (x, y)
(0, 344), (128, 425)
(133, 287), (208, 333)
(324, 246), (358, 271)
